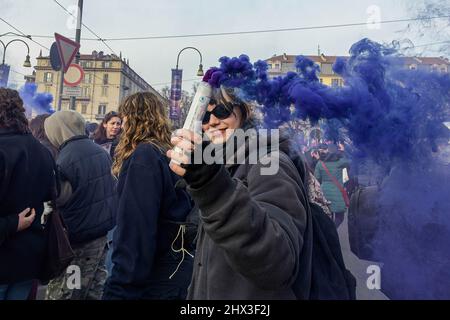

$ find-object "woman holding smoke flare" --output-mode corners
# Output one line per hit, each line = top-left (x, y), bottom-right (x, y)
(103, 92), (193, 300)
(167, 84), (312, 299)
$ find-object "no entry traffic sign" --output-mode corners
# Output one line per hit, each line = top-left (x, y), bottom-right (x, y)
(64, 64), (85, 87)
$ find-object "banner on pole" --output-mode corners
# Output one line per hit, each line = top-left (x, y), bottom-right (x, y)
(0, 64), (11, 88)
(169, 68), (183, 120)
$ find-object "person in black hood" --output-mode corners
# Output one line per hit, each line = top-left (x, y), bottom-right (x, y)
(44, 110), (117, 300)
(167, 86), (311, 299)
(93, 111), (122, 158)
(0, 88), (54, 300)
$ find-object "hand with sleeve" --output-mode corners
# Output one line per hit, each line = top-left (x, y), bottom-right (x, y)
(0, 208), (35, 246)
(167, 129), (221, 189)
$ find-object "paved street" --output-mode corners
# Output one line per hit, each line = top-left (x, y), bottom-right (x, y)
(337, 214), (388, 300)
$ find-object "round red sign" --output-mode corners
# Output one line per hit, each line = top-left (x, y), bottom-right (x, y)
(64, 64), (85, 87)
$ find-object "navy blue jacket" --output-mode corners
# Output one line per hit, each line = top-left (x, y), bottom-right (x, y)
(57, 136), (117, 245)
(0, 129), (54, 284)
(103, 143), (193, 300)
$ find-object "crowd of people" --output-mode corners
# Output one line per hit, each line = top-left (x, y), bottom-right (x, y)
(0, 85), (356, 300)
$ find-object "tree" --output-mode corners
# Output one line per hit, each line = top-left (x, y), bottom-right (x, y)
(158, 83), (199, 128)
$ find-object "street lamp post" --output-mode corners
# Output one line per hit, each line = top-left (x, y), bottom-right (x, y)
(170, 47), (204, 128)
(0, 34), (32, 87)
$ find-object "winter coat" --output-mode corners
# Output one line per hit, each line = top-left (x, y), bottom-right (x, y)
(103, 143), (193, 300)
(314, 153), (350, 213)
(186, 131), (311, 300)
(44, 111), (117, 245)
(94, 137), (119, 159)
(0, 128), (54, 284)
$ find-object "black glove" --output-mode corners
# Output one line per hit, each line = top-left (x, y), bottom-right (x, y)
(181, 140), (222, 189)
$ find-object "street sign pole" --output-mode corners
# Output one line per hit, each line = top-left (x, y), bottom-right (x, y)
(70, 0), (83, 111)
(54, 32), (81, 111)
(57, 70), (64, 111)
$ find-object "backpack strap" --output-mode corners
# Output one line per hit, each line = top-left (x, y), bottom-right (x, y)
(320, 161), (350, 208)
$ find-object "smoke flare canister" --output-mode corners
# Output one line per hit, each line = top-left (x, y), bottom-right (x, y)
(171, 81), (212, 165)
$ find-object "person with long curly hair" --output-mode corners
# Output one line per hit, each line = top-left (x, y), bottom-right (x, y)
(0, 88), (54, 300)
(103, 92), (193, 300)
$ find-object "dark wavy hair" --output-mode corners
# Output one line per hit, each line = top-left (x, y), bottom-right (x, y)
(0, 88), (29, 134)
(93, 111), (122, 142)
(29, 114), (50, 141)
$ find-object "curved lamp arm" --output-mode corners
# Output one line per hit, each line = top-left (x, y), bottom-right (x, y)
(176, 47), (204, 76)
(1, 39), (31, 66)
(176, 47), (203, 69)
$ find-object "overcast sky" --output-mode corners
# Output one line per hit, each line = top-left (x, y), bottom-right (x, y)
(0, 0), (445, 92)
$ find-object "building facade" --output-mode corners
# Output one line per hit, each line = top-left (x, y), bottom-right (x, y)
(33, 50), (160, 122)
(266, 53), (449, 86)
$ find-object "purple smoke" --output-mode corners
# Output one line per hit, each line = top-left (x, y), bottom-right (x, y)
(206, 38), (450, 298)
(19, 83), (54, 115)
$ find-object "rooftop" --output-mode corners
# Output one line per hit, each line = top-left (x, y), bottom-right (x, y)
(267, 53), (450, 65)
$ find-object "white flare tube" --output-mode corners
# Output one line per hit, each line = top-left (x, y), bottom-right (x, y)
(171, 81), (212, 165)
(181, 81), (212, 133)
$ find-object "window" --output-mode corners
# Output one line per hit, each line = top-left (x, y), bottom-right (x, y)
(82, 87), (91, 97)
(321, 63), (333, 75)
(81, 61), (92, 68)
(101, 86), (108, 97)
(331, 78), (340, 87)
(98, 104), (106, 115)
(83, 73), (92, 84)
(103, 74), (109, 85)
(102, 61), (111, 68)
(44, 72), (53, 83)
(81, 104), (88, 114)
(274, 63), (280, 69)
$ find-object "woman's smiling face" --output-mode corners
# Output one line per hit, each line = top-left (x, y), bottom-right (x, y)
(202, 103), (243, 144)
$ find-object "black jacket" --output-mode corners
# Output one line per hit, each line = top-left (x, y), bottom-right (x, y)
(0, 129), (54, 284)
(94, 137), (119, 159)
(57, 135), (117, 245)
(103, 143), (193, 300)
(186, 132), (311, 299)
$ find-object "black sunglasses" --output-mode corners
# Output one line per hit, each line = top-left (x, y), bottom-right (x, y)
(202, 103), (234, 124)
